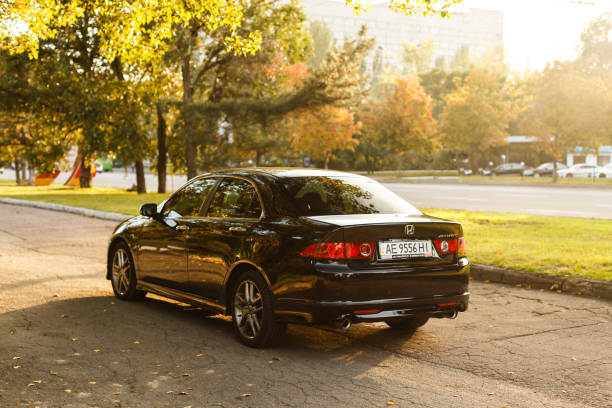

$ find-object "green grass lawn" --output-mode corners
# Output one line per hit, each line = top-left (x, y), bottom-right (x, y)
(0, 182), (167, 215)
(1, 181), (610, 281)
(425, 209), (612, 281)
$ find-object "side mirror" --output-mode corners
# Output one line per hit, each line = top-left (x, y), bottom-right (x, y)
(139, 203), (158, 218)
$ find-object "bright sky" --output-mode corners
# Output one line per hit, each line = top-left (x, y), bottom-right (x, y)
(452, 0), (612, 72)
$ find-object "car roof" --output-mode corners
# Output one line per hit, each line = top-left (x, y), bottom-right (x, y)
(212, 167), (368, 179)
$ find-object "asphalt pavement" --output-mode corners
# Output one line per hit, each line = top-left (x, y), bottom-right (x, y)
(386, 182), (612, 219)
(0, 203), (610, 407)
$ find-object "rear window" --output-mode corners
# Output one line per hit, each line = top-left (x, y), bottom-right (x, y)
(280, 176), (421, 216)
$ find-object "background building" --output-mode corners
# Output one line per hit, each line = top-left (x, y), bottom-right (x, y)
(567, 146), (612, 167)
(301, 0), (504, 69)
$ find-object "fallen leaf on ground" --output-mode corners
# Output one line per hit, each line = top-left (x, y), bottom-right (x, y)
(32, 380), (42, 384)
(13, 356), (21, 360)
(182, 373), (190, 377)
(89, 381), (96, 385)
(13, 366), (20, 369)
(195, 353), (204, 357)
(49, 371), (57, 375)
(64, 389), (72, 393)
(71, 338), (78, 342)
(61, 314), (68, 318)
(93, 349), (100, 353)
(386, 402), (394, 406)
(133, 341), (140, 344)
(178, 391), (188, 395)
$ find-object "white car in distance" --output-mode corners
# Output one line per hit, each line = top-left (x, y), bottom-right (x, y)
(599, 164), (612, 179)
(557, 163), (609, 178)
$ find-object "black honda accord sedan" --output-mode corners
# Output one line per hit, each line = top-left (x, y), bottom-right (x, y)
(107, 168), (469, 347)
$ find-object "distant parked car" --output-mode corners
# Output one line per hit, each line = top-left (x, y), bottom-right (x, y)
(599, 164), (612, 178)
(557, 164), (601, 178)
(533, 162), (568, 177)
(491, 163), (533, 176)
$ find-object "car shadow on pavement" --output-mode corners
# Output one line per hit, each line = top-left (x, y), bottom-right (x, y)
(0, 294), (434, 407)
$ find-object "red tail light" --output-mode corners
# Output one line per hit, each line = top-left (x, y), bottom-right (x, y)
(300, 242), (375, 259)
(433, 237), (466, 256)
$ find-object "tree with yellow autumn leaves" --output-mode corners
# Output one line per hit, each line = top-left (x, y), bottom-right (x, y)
(358, 77), (437, 172)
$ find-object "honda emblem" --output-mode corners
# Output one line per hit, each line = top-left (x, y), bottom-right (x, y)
(405, 225), (414, 235)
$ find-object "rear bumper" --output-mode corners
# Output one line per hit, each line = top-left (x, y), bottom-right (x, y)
(274, 261), (470, 325)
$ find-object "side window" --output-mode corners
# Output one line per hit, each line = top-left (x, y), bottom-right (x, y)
(163, 178), (217, 218)
(207, 178), (262, 219)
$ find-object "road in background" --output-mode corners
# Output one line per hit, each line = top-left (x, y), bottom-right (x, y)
(1, 204), (610, 407)
(2, 168), (612, 218)
(386, 182), (612, 219)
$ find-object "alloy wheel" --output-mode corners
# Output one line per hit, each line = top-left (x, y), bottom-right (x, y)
(233, 280), (264, 340)
(112, 248), (131, 296)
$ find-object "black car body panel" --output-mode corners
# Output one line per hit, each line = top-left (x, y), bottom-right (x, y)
(107, 168), (469, 327)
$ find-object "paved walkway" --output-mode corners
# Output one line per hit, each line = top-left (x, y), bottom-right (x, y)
(0, 203), (610, 407)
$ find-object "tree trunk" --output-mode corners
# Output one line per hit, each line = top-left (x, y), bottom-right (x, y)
(255, 151), (262, 167)
(79, 150), (92, 188)
(21, 160), (26, 183)
(134, 160), (146, 194)
(552, 160), (558, 183)
(324, 153), (329, 169)
(15, 160), (21, 185)
(27, 161), (34, 186)
(156, 103), (167, 194)
(182, 54), (197, 180)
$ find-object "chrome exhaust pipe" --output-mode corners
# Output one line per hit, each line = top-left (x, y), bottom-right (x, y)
(334, 315), (352, 330)
(340, 317), (351, 330)
(449, 311), (458, 319)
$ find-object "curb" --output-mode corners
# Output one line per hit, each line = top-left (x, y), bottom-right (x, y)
(0, 197), (130, 223)
(471, 263), (612, 302)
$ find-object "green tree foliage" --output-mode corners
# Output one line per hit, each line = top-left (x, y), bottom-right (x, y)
(228, 29), (374, 167)
(0, 50), (72, 184)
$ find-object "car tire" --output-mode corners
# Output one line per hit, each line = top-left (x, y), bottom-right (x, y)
(385, 316), (429, 331)
(231, 270), (286, 348)
(110, 242), (146, 301)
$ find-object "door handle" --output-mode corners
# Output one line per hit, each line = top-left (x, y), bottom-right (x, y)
(176, 225), (190, 232)
(228, 226), (247, 233)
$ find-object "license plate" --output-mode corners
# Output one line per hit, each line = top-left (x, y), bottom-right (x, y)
(378, 240), (433, 260)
